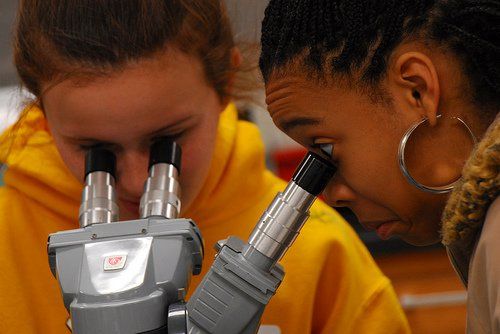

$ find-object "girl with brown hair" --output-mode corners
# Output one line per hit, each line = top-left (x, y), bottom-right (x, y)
(0, 1), (409, 332)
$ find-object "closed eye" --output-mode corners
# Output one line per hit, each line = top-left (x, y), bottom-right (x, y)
(77, 142), (118, 152)
(150, 131), (185, 144)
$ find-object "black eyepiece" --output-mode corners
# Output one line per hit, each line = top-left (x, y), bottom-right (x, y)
(84, 147), (116, 178)
(149, 137), (182, 172)
(292, 152), (336, 196)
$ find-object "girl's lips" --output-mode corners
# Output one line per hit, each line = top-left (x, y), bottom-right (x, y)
(375, 221), (399, 240)
(360, 219), (400, 240)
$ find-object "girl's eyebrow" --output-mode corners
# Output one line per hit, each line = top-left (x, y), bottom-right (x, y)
(280, 116), (324, 133)
(148, 115), (194, 137)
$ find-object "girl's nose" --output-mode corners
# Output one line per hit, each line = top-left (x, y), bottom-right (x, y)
(115, 150), (149, 200)
(323, 175), (357, 208)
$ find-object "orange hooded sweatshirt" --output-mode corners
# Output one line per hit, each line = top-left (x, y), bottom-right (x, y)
(0, 103), (409, 333)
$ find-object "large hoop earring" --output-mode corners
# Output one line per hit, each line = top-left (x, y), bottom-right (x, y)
(398, 115), (478, 194)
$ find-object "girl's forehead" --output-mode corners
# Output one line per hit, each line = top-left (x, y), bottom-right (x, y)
(41, 55), (216, 143)
(44, 53), (208, 112)
(44, 49), (200, 90)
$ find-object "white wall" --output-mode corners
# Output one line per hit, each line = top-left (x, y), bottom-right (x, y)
(0, 86), (25, 133)
(224, 0), (300, 153)
(0, 0), (18, 86)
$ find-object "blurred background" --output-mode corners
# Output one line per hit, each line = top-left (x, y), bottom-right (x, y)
(0, 1), (466, 332)
(0, 0), (16, 86)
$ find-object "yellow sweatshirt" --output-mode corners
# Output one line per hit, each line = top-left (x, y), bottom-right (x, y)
(0, 103), (410, 333)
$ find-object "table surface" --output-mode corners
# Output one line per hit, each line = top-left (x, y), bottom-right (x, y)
(375, 248), (467, 334)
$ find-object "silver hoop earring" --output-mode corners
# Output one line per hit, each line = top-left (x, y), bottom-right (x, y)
(398, 115), (478, 194)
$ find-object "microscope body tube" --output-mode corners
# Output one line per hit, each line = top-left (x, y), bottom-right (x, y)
(245, 152), (336, 269)
(187, 152), (335, 334)
(246, 182), (315, 266)
(78, 148), (118, 227)
(141, 138), (182, 219)
(79, 171), (119, 227)
(140, 163), (181, 219)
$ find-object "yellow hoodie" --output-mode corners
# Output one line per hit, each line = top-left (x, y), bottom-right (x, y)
(0, 103), (409, 333)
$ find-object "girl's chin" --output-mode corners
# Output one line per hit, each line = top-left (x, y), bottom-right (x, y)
(118, 212), (140, 221)
(119, 208), (139, 221)
(117, 202), (140, 221)
(400, 233), (442, 246)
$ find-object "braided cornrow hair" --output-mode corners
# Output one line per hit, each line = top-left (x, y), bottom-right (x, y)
(260, 0), (500, 115)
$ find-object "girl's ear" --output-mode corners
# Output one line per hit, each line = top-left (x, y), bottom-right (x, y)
(387, 51), (441, 126)
(231, 47), (243, 69)
(220, 47), (243, 109)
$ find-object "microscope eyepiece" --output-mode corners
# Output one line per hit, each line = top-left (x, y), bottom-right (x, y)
(141, 138), (182, 219)
(292, 152), (336, 196)
(80, 147), (118, 227)
(84, 147), (116, 179)
(246, 151), (336, 267)
(149, 138), (182, 173)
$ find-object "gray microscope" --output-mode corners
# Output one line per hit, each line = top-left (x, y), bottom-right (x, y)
(47, 138), (336, 333)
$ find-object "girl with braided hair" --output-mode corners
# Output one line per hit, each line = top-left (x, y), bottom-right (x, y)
(260, 0), (499, 332)
(0, 0), (410, 333)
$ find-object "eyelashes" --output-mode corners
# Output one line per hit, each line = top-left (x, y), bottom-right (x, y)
(318, 143), (333, 157)
(77, 143), (112, 152)
(76, 132), (185, 153)
(311, 141), (339, 168)
(151, 132), (184, 144)
(311, 142), (333, 158)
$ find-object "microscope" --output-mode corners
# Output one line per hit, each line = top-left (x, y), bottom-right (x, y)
(48, 138), (336, 333)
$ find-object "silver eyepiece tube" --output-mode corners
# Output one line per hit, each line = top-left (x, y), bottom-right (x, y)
(247, 182), (315, 262)
(246, 152), (336, 266)
(140, 163), (181, 219)
(140, 138), (182, 219)
(79, 148), (118, 227)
